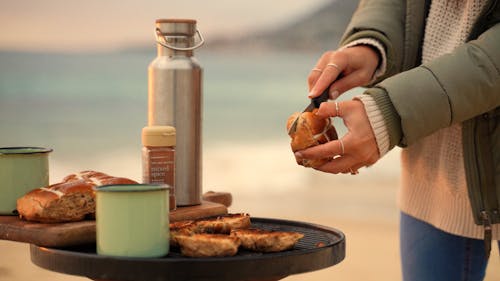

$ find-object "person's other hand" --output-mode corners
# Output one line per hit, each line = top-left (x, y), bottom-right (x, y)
(294, 100), (379, 174)
(308, 46), (379, 100)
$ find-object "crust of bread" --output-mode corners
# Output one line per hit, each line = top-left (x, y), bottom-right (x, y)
(175, 234), (241, 257)
(230, 228), (304, 252)
(169, 214), (251, 247)
(16, 188), (59, 222)
(287, 109), (338, 168)
(16, 171), (137, 223)
(194, 213), (251, 234)
(170, 220), (197, 247)
(170, 214), (305, 257)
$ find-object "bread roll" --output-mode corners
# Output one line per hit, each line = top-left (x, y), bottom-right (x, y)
(230, 228), (304, 252)
(286, 109), (338, 168)
(175, 234), (241, 257)
(16, 170), (137, 223)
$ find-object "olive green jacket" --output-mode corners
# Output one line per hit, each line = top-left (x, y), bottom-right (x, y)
(340, 0), (500, 227)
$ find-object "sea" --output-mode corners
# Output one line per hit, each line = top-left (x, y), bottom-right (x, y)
(0, 50), (401, 222)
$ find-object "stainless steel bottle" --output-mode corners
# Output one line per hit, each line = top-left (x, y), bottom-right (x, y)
(148, 19), (204, 206)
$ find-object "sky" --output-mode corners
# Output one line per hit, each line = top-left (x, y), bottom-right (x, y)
(0, 0), (330, 52)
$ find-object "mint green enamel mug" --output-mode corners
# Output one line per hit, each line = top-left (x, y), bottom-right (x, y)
(0, 147), (52, 215)
(95, 184), (170, 258)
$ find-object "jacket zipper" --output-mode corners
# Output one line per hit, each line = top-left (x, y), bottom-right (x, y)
(480, 210), (492, 259)
(465, 0), (498, 259)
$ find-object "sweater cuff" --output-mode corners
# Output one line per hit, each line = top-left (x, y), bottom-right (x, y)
(340, 38), (387, 83)
(340, 30), (397, 84)
(354, 94), (391, 157)
(363, 87), (403, 149)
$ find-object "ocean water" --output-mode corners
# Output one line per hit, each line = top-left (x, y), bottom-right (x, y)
(0, 50), (325, 147)
(0, 50), (400, 221)
(0, 50), (359, 159)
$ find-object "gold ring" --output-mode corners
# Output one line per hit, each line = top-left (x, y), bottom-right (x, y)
(311, 68), (322, 73)
(335, 101), (340, 116)
(327, 63), (341, 71)
(339, 139), (345, 156)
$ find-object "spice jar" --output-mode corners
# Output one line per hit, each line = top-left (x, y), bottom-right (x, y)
(142, 125), (176, 210)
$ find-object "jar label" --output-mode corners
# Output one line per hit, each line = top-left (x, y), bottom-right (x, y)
(142, 147), (174, 187)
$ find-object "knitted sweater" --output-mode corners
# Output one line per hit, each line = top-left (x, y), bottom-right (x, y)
(356, 0), (500, 239)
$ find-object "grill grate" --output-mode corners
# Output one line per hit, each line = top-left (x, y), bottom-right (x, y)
(165, 217), (343, 258)
(32, 217), (345, 281)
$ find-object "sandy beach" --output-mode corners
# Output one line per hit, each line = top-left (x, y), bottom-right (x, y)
(1, 145), (499, 281)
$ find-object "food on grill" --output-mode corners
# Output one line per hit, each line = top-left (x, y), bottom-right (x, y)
(175, 234), (241, 257)
(286, 109), (338, 168)
(195, 213), (251, 234)
(170, 220), (197, 247)
(169, 213), (250, 247)
(171, 214), (304, 257)
(230, 228), (304, 252)
(16, 171), (137, 223)
(315, 242), (326, 248)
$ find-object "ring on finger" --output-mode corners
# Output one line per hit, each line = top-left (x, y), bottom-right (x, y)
(339, 139), (345, 156)
(326, 63), (341, 71)
(335, 101), (341, 116)
(311, 68), (322, 73)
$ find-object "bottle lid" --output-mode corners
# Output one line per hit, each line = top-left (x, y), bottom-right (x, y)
(142, 126), (176, 147)
(156, 19), (197, 36)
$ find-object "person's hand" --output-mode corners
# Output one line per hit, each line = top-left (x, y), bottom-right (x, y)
(308, 45), (379, 99)
(294, 100), (379, 174)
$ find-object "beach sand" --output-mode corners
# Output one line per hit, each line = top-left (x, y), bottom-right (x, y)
(1, 143), (499, 281)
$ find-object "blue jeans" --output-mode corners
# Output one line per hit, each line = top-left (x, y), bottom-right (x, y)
(400, 212), (499, 281)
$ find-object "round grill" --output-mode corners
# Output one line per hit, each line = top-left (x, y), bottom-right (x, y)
(31, 217), (345, 281)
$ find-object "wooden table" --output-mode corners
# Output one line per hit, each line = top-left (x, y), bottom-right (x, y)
(0, 201), (227, 247)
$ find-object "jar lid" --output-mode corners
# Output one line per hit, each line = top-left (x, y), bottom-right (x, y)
(142, 126), (176, 147)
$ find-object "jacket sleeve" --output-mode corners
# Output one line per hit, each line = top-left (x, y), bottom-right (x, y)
(367, 22), (500, 148)
(340, 0), (406, 81)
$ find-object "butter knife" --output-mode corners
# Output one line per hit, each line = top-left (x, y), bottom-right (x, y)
(287, 87), (330, 135)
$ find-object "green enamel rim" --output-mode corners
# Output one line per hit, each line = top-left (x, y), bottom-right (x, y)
(95, 184), (170, 193)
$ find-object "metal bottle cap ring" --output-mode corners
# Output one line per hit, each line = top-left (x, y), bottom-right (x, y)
(155, 28), (205, 51)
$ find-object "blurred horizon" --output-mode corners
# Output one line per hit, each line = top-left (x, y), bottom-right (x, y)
(0, 0), (330, 53)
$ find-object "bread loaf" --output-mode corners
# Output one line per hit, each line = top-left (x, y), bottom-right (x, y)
(287, 109), (338, 168)
(16, 170), (137, 223)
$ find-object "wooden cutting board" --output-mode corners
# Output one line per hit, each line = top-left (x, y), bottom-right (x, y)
(0, 201), (227, 247)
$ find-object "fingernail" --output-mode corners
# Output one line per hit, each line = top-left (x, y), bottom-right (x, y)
(294, 152), (303, 158)
(307, 91), (314, 98)
(330, 90), (339, 99)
